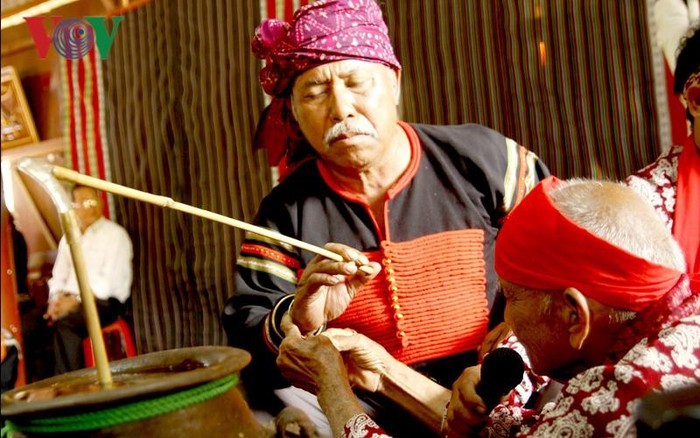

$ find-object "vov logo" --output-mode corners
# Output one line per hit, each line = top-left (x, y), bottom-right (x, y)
(24, 16), (124, 60)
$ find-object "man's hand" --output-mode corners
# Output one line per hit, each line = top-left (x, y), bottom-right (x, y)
(478, 322), (512, 360)
(444, 365), (489, 437)
(274, 407), (321, 438)
(44, 293), (80, 322)
(291, 243), (380, 334)
(322, 328), (393, 393)
(278, 316), (366, 436)
(276, 315), (350, 395)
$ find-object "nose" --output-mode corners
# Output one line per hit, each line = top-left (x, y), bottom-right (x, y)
(328, 84), (355, 122)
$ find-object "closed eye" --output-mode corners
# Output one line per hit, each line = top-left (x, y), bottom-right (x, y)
(346, 77), (372, 91)
(304, 91), (326, 100)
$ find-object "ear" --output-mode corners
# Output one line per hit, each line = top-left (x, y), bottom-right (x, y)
(687, 84), (700, 118)
(393, 70), (401, 104)
(562, 287), (590, 350)
(287, 97), (298, 122)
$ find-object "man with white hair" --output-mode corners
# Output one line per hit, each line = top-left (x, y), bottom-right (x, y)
(445, 177), (698, 436)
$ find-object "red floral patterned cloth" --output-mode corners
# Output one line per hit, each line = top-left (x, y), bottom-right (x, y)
(343, 413), (391, 438)
(626, 138), (699, 293)
(625, 145), (682, 234)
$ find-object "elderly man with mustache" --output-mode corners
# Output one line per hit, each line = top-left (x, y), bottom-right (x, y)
(222, 0), (548, 434)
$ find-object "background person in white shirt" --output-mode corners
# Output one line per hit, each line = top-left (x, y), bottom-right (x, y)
(46, 185), (133, 374)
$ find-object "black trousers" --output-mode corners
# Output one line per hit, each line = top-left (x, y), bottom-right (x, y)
(1, 346), (20, 393)
(53, 298), (124, 375)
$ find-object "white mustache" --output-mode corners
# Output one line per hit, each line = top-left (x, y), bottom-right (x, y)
(323, 118), (378, 146)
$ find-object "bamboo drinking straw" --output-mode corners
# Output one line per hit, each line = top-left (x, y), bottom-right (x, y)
(51, 165), (375, 273)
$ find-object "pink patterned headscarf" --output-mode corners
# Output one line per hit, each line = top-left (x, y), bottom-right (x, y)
(252, 0), (401, 96)
(251, 0), (401, 174)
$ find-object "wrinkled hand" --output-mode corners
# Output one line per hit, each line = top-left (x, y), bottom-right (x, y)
(291, 243), (380, 334)
(322, 328), (394, 393)
(44, 293), (80, 322)
(274, 406), (321, 438)
(478, 322), (513, 360)
(276, 315), (350, 395)
(444, 365), (489, 438)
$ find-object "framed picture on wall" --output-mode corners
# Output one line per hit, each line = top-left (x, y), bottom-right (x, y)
(1, 66), (39, 149)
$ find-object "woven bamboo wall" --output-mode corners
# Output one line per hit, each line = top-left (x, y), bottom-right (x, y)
(103, 0), (271, 352)
(385, 0), (661, 179)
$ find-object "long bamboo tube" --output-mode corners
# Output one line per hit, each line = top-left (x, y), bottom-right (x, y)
(51, 166), (374, 273)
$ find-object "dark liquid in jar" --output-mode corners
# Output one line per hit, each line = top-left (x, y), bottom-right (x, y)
(12, 359), (206, 402)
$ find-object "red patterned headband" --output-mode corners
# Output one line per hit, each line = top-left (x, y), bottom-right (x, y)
(495, 177), (683, 311)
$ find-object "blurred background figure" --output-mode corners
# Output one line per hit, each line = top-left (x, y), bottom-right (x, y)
(23, 185), (133, 376)
(652, 0), (699, 144)
(627, 25), (700, 294)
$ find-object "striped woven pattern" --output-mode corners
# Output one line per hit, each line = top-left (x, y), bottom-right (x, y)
(61, 47), (115, 218)
(238, 241), (300, 284)
(102, 0), (271, 352)
(329, 229), (489, 365)
(260, 0), (310, 25)
(383, 0), (661, 180)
